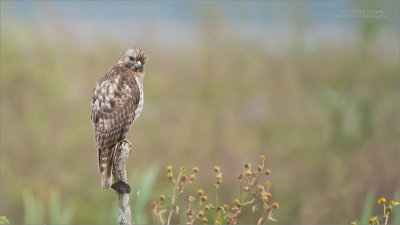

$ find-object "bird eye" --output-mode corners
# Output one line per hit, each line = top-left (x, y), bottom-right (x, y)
(129, 56), (135, 61)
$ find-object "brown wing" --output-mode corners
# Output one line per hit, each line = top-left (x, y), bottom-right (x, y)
(91, 66), (140, 148)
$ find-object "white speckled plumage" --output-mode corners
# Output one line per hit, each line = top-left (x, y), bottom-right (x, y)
(90, 47), (148, 189)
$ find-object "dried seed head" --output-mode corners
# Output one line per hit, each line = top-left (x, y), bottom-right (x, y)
(168, 173), (173, 180)
(262, 196), (269, 202)
(237, 173), (243, 180)
(271, 202), (279, 209)
(265, 169), (271, 175)
(177, 184), (183, 191)
(160, 195), (165, 201)
(202, 217), (208, 223)
(257, 165), (263, 171)
(181, 175), (187, 182)
(179, 166), (186, 172)
(252, 170), (257, 178)
(215, 219), (220, 224)
(223, 204), (229, 211)
(214, 166), (220, 172)
(368, 217), (377, 224)
(201, 196), (208, 202)
(151, 201), (157, 208)
(204, 204), (210, 210)
(233, 199), (240, 206)
(245, 170), (252, 176)
(244, 186), (250, 192)
(189, 174), (195, 181)
(260, 155), (266, 160)
(193, 167), (199, 173)
(187, 209), (194, 216)
(216, 173), (223, 184)
(264, 192), (272, 198)
(244, 163), (251, 169)
(257, 185), (264, 191)
(265, 181), (271, 188)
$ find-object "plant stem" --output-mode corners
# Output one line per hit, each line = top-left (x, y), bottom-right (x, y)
(167, 171), (182, 225)
(384, 211), (389, 225)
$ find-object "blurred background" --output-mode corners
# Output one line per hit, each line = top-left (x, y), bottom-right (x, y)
(1, 1), (399, 224)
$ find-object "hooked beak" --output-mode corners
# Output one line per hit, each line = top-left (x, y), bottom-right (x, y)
(134, 61), (142, 69)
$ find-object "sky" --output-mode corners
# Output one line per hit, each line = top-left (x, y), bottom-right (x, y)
(1, 1), (397, 49)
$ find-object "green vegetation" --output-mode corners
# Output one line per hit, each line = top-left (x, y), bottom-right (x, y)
(352, 197), (400, 225)
(0, 216), (10, 224)
(1, 2), (399, 224)
(23, 190), (72, 224)
(151, 156), (278, 224)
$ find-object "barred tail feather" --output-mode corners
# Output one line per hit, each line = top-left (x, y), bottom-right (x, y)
(98, 146), (116, 189)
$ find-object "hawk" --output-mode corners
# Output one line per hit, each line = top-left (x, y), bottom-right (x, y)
(91, 47), (149, 189)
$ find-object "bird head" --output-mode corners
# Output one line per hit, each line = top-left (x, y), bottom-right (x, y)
(118, 47), (149, 71)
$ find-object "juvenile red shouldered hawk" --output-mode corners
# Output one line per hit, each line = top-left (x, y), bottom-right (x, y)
(91, 47), (149, 189)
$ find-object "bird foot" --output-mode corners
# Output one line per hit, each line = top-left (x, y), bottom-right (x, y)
(119, 139), (133, 152)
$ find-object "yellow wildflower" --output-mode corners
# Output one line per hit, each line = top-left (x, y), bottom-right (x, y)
(390, 200), (400, 206)
(166, 165), (173, 172)
(189, 195), (195, 202)
(378, 198), (386, 204)
(198, 210), (204, 217)
(197, 189), (205, 196)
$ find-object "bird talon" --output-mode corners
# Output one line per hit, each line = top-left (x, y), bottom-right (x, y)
(122, 139), (132, 149)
